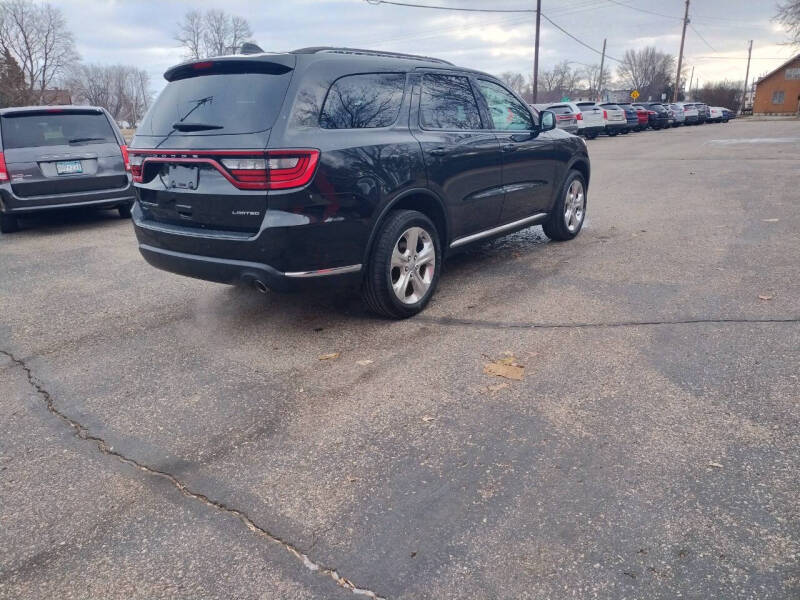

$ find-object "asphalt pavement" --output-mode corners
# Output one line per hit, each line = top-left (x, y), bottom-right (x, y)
(1, 119), (798, 599)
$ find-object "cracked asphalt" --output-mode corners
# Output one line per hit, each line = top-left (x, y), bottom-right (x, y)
(1, 119), (798, 599)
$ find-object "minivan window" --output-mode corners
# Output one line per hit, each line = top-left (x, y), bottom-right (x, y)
(320, 73), (406, 129)
(547, 105), (573, 115)
(477, 80), (533, 131)
(0, 112), (116, 149)
(137, 71), (292, 136)
(420, 73), (482, 130)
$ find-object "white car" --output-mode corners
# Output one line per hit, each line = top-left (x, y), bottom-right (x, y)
(598, 103), (627, 136)
(574, 101), (606, 139)
(708, 106), (725, 123)
(675, 102), (699, 125)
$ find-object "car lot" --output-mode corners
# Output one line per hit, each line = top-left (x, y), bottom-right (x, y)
(1, 119), (798, 599)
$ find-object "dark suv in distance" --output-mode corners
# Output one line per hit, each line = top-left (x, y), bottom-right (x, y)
(129, 47), (590, 318)
(0, 106), (134, 233)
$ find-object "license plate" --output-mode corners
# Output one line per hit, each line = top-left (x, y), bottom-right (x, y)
(56, 160), (82, 175)
(168, 165), (198, 190)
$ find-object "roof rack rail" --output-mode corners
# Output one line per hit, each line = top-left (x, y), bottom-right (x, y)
(291, 47), (453, 65)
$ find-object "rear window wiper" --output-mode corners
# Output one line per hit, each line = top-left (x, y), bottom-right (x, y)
(68, 137), (107, 144)
(171, 122), (224, 132)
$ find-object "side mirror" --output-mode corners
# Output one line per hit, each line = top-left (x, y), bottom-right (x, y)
(539, 110), (556, 132)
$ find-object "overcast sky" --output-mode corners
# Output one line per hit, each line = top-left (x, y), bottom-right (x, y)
(58, 0), (796, 93)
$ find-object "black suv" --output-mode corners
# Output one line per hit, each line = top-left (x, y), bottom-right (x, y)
(0, 106), (134, 233)
(130, 47), (590, 318)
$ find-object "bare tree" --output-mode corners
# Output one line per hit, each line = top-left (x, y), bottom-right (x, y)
(66, 64), (152, 125)
(499, 71), (528, 98)
(616, 47), (675, 101)
(0, 0), (79, 103)
(536, 61), (583, 103)
(0, 48), (27, 107)
(694, 80), (744, 112)
(776, 1), (800, 46)
(175, 9), (254, 59)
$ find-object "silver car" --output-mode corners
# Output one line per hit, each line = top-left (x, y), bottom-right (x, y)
(669, 103), (686, 126)
(534, 103), (579, 135)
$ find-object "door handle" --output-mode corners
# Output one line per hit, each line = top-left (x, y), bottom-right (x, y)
(501, 143), (518, 153)
(429, 147), (448, 156)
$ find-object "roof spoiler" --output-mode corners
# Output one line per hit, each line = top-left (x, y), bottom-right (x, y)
(164, 54), (295, 82)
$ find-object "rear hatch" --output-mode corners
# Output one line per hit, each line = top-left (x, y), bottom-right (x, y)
(576, 103), (604, 128)
(601, 105), (626, 123)
(130, 56), (297, 234)
(547, 105), (577, 129)
(0, 108), (127, 198)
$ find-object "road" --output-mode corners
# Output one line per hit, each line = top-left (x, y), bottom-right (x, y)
(1, 119), (798, 600)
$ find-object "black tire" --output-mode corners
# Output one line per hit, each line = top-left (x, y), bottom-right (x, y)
(0, 212), (19, 233)
(362, 209), (442, 319)
(584, 132), (598, 140)
(542, 170), (587, 242)
(621, 129), (630, 134)
(118, 203), (132, 218)
(608, 130), (618, 137)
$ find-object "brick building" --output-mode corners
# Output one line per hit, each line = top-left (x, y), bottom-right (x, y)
(753, 54), (800, 116)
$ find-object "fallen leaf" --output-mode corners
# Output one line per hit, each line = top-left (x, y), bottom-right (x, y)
(421, 415), (436, 422)
(758, 294), (774, 301)
(484, 353), (524, 381)
(708, 462), (724, 469)
(761, 218), (779, 223)
(318, 352), (340, 361)
(356, 359), (373, 366)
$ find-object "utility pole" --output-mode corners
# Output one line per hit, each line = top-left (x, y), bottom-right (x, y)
(532, 0), (541, 103)
(597, 38), (607, 102)
(687, 65), (694, 100)
(673, 0), (690, 102)
(740, 40), (753, 114)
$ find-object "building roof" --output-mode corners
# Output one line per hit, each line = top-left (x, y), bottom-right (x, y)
(756, 54), (800, 84)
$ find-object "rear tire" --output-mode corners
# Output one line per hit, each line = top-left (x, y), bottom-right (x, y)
(0, 212), (19, 233)
(362, 210), (442, 319)
(542, 170), (586, 242)
(118, 203), (132, 218)
(608, 130), (618, 137)
(584, 132), (598, 140)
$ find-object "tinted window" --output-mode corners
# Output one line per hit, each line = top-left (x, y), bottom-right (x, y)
(601, 104), (621, 110)
(0, 112), (116, 149)
(576, 103), (598, 112)
(320, 73), (406, 129)
(138, 72), (292, 136)
(420, 74), (482, 130)
(547, 105), (574, 115)
(477, 80), (533, 131)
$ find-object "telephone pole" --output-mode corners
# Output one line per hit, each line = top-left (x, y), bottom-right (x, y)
(673, 0), (690, 102)
(740, 40), (753, 114)
(532, 0), (541, 103)
(687, 65), (694, 100)
(597, 38), (607, 102)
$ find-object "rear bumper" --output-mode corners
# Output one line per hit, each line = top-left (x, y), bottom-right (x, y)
(579, 126), (605, 136)
(0, 182), (134, 214)
(605, 123), (626, 132)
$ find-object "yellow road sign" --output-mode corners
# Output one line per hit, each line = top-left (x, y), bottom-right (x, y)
(631, 90), (640, 100)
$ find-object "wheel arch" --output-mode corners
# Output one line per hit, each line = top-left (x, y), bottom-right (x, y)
(568, 156), (591, 188)
(362, 188), (449, 267)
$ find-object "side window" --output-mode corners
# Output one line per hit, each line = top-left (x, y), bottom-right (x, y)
(320, 73), (406, 129)
(477, 80), (534, 131)
(420, 73), (482, 130)
(772, 90), (785, 105)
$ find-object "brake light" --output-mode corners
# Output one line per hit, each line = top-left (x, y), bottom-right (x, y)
(603, 110), (608, 119)
(193, 61), (214, 70)
(120, 145), (130, 171)
(0, 152), (7, 182)
(576, 112), (583, 121)
(129, 154), (144, 181)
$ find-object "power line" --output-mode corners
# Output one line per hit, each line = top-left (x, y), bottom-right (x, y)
(602, 0), (682, 20)
(539, 12), (622, 62)
(364, 0), (536, 13)
(689, 23), (717, 53)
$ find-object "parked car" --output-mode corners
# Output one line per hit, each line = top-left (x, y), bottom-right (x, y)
(720, 107), (735, 122)
(0, 105), (134, 233)
(613, 103), (641, 132)
(129, 47), (591, 318)
(626, 103), (650, 131)
(675, 102), (699, 125)
(633, 102), (670, 130)
(573, 102), (606, 139)
(598, 103), (627, 136)
(668, 103), (686, 126)
(539, 103), (579, 134)
(707, 106), (725, 123)
(696, 103), (709, 123)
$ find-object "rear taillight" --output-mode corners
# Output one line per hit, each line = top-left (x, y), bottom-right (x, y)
(603, 110), (608, 119)
(120, 145), (130, 171)
(576, 112), (583, 121)
(129, 154), (144, 181)
(0, 152), (7, 182)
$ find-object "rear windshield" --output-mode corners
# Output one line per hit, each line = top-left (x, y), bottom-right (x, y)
(138, 72), (292, 136)
(601, 104), (621, 110)
(547, 105), (573, 115)
(0, 111), (116, 149)
(576, 103), (597, 112)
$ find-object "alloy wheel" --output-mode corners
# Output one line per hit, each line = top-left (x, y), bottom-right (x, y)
(390, 226), (436, 304)
(563, 179), (585, 233)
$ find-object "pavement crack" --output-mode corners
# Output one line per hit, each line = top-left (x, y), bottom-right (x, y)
(418, 315), (800, 331)
(1, 349), (387, 600)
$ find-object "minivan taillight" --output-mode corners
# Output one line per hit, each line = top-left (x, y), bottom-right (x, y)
(0, 152), (7, 182)
(120, 145), (130, 171)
